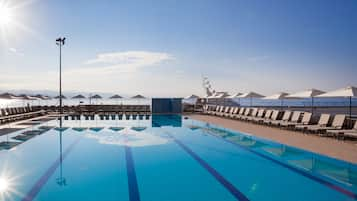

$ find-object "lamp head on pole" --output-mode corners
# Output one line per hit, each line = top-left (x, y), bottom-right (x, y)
(56, 37), (66, 46)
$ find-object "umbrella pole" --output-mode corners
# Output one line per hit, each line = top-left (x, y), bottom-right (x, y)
(350, 96), (352, 118)
(311, 97), (314, 114)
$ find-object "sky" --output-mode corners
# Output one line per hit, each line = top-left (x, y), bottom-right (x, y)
(0, 0), (356, 97)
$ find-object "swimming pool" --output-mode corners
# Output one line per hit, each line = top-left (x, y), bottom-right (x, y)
(0, 114), (356, 201)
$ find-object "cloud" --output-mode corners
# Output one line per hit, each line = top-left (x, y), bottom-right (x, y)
(8, 48), (24, 56)
(85, 128), (170, 147)
(83, 51), (174, 73)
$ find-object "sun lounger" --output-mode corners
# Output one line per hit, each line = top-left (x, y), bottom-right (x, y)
(223, 106), (232, 117)
(214, 106), (223, 116)
(224, 107), (235, 117)
(316, 114), (346, 135)
(263, 110), (280, 124)
(343, 131), (357, 139)
(218, 106), (230, 117)
(246, 108), (259, 121)
(295, 113), (329, 131)
(212, 106), (221, 116)
(280, 111), (304, 127)
(207, 106), (217, 115)
(327, 120), (357, 138)
(229, 107), (239, 118)
(233, 108), (245, 119)
(212, 105), (219, 115)
(213, 106), (224, 116)
(238, 108), (251, 120)
(251, 109), (265, 122)
(254, 109), (272, 123)
(271, 110), (292, 126)
(301, 114), (345, 134)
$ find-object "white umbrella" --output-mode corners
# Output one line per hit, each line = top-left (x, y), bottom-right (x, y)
(213, 92), (230, 106)
(227, 93), (243, 105)
(0, 92), (18, 99)
(72, 94), (86, 105)
(54, 95), (67, 99)
(238, 92), (265, 107)
(227, 93), (243, 99)
(110, 94), (123, 99)
(184, 94), (200, 110)
(316, 86), (357, 117)
(185, 94), (200, 99)
(286, 89), (325, 114)
(131, 94), (146, 99)
(132, 94), (146, 105)
(72, 94), (86, 99)
(110, 94), (123, 105)
(263, 92), (290, 108)
(214, 92), (230, 98)
(90, 94), (102, 104)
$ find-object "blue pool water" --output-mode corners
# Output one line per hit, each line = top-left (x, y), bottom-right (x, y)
(0, 115), (357, 201)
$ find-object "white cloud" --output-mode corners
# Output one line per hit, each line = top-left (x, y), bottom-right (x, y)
(85, 128), (170, 147)
(83, 51), (174, 73)
(8, 47), (24, 56)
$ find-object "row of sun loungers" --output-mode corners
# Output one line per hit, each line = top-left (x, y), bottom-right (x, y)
(0, 106), (45, 124)
(203, 105), (357, 139)
(39, 105), (151, 114)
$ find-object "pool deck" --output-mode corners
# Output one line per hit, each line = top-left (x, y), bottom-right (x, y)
(188, 114), (357, 164)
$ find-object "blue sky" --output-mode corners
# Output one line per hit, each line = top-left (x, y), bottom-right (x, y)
(0, 0), (356, 96)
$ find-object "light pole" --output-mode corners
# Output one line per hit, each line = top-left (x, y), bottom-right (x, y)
(56, 37), (66, 115)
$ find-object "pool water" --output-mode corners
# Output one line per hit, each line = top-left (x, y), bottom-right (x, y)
(0, 114), (356, 201)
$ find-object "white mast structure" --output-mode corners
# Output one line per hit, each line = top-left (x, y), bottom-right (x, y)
(202, 76), (215, 97)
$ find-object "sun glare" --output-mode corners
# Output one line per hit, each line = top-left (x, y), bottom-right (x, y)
(0, 177), (9, 192)
(0, 3), (13, 27)
(0, 169), (23, 201)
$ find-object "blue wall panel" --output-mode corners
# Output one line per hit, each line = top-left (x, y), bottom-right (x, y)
(152, 98), (182, 114)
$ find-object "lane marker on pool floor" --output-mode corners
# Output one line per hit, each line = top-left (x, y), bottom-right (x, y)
(22, 137), (82, 201)
(169, 134), (250, 201)
(205, 130), (357, 200)
(125, 146), (141, 201)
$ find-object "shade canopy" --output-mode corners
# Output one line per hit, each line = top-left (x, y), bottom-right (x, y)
(238, 92), (264, 98)
(72, 94), (86, 99)
(286, 89), (325, 98)
(227, 93), (243, 99)
(0, 92), (18, 99)
(185, 94), (200, 99)
(90, 94), (102, 99)
(316, 86), (357, 98)
(110, 94), (123, 99)
(263, 92), (290, 100)
(131, 94), (146, 99)
(54, 95), (67, 99)
(213, 92), (230, 98)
